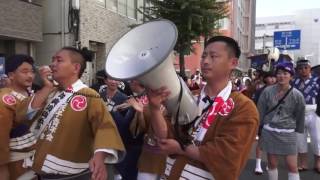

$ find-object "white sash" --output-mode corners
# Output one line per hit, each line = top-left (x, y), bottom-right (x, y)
(30, 91), (73, 138)
(31, 80), (87, 139)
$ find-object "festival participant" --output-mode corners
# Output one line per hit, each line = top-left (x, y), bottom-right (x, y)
(0, 55), (37, 180)
(258, 62), (305, 180)
(29, 47), (125, 180)
(146, 36), (259, 180)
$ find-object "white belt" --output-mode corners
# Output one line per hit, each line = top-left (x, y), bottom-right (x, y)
(263, 124), (295, 133)
(10, 150), (35, 162)
(164, 157), (214, 180)
(305, 104), (317, 113)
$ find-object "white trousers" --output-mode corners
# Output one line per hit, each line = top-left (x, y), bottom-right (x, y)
(297, 111), (320, 155)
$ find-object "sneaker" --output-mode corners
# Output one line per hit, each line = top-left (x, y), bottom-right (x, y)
(254, 167), (263, 175)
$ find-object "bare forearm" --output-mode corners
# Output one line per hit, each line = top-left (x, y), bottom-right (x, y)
(181, 145), (201, 162)
(31, 87), (53, 109)
(149, 106), (168, 139)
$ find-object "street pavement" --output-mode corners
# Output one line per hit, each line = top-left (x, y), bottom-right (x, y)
(239, 140), (320, 180)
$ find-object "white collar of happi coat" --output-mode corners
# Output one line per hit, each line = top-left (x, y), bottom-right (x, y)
(198, 81), (232, 109)
(10, 90), (28, 101)
(64, 79), (88, 93)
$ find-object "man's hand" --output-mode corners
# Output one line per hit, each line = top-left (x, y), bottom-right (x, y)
(146, 86), (170, 109)
(31, 66), (56, 109)
(158, 139), (184, 155)
(89, 152), (108, 180)
(38, 66), (55, 88)
(126, 97), (143, 112)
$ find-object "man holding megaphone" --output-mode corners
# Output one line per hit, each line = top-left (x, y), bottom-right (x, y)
(146, 36), (259, 180)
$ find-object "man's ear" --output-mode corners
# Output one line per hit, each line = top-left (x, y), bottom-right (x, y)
(74, 63), (81, 74)
(231, 58), (239, 68)
(7, 72), (14, 80)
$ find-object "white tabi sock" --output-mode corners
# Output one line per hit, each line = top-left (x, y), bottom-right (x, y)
(288, 172), (300, 180)
(268, 168), (278, 180)
(255, 158), (263, 172)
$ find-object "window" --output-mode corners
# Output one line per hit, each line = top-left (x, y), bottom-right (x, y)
(106, 0), (117, 11)
(102, 0), (138, 19)
(127, 0), (137, 19)
(118, 0), (127, 15)
(97, 0), (106, 7)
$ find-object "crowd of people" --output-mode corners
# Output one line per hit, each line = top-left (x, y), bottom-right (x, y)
(0, 35), (318, 180)
(217, 58), (320, 180)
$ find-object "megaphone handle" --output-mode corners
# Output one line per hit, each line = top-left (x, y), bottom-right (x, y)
(174, 79), (189, 151)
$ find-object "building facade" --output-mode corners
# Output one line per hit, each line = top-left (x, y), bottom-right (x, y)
(0, 0), (42, 57)
(255, 9), (320, 66)
(36, 0), (146, 85)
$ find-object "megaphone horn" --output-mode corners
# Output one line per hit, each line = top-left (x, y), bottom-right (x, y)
(105, 19), (199, 125)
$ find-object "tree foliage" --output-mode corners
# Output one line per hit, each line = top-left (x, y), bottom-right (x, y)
(139, 0), (229, 77)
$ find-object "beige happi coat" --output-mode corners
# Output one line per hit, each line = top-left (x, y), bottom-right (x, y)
(0, 87), (35, 179)
(31, 85), (125, 175)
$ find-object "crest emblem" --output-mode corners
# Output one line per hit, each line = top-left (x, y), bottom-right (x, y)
(70, 95), (87, 111)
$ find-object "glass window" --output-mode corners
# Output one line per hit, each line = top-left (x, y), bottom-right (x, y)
(97, 0), (106, 7)
(106, 0), (117, 11)
(118, 0), (127, 15)
(127, 0), (137, 19)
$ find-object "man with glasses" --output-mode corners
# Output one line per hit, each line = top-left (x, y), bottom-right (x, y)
(294, 59), (320, 173)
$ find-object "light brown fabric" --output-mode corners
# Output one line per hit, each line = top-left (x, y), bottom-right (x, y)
(0, 88), (33, 177)
(0, 88), (14, 165)
(8, 160), (28, 180)
(167, 92), (259, 180)
(132, 105), (167, 175)
(31, 88), (125, 173)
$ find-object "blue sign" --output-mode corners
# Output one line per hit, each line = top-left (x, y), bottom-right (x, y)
(274, 30), (301, 50)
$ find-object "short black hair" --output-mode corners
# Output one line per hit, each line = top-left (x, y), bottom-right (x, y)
(61, 47), (93, 78)
(5, 54), (34, 74)
(205, 36), (241, 58)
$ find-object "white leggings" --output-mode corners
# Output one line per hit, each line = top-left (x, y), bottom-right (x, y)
(297, 111), (320, 155)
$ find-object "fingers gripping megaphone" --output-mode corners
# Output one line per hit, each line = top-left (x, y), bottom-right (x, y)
(105, 19), (199, 125)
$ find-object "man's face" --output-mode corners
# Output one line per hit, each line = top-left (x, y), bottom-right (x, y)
(200, 42), (238, 81)
(276, 69), (292, 85)
(9, 62), (35, 89)
(128, 80), (141, 93)
(297, 65), (311, 78)
(50, 50), (79, 81)
(104, 78), (119, 91)
(264, 76), (276, 85)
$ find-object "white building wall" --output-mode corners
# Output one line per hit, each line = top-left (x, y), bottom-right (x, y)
(255, 9), (320, 66)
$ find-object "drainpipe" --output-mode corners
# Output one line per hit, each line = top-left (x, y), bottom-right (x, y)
(61, 0), (65, 47)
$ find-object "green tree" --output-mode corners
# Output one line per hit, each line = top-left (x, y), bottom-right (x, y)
(139, 0), (229, 78)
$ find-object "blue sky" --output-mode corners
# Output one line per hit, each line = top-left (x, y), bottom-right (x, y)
(256, 0), (320, 17)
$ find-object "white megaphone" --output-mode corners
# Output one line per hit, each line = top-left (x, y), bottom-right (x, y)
(105, 19), (199, 125)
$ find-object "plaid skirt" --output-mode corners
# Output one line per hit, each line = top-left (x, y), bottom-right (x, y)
(260, 128), (297, 155)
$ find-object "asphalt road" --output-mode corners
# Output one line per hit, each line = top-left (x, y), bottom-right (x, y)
(239, 141), (320, 180)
